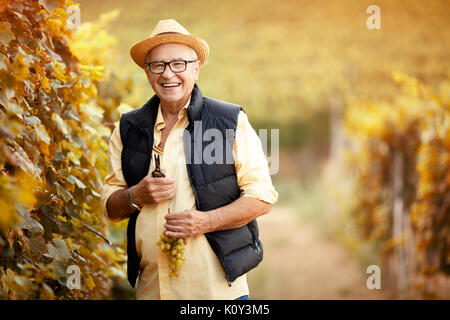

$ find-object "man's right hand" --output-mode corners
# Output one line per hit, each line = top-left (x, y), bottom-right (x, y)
(131, 175), (176, 207)
(106, 173), (176, 221)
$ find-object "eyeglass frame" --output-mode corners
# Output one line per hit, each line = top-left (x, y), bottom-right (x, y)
(146, 59), (198, 74)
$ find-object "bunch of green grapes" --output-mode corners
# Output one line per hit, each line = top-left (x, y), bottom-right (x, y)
(157, 209), (186, 277)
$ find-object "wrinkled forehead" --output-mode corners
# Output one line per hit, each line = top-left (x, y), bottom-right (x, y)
(146, 43), (197, 62)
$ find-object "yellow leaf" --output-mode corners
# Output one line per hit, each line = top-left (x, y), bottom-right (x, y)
(34, 61), (51, 93)
(81, 203), (92, 210)
(79, 247), (91, 259)
(40, 282), (55, 300)
(85, 276), (95, 291)
(70, 218), (82, 228)
(52, 113), (70, 136)
(46, 18), (63, 37)
(53, 61), (67, 82)
(0, 198), (18, 231)
(38, 140), (51, 158)
(35, 124), (51, 145)
(66, 238), (73, 250)
(62, 140), (83, 165)
(79, 64), (105, 81)
(117, 103), (133, 115)
(0, 21), (15, 45)
(12, 50), (31, 81)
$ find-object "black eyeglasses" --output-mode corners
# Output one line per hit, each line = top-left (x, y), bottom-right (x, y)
(146, 59), (198, 74)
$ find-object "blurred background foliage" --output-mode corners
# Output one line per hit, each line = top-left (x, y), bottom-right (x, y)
(76, 0), (449, 145)
(0, 0), (449, 299)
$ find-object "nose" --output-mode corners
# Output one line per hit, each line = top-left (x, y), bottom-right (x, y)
(161, 64), (175, 79)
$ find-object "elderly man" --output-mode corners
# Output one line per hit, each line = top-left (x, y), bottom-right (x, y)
(101, 19), (278, 300)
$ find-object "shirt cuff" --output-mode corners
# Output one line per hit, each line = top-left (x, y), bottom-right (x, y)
(240, 183), (279, 204)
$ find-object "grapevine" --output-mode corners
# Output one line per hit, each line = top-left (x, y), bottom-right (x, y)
(342, 72), (450, 297)
(0, 0), (126, 299)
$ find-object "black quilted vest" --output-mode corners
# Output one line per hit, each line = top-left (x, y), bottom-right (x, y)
(119, 84), (263, 288)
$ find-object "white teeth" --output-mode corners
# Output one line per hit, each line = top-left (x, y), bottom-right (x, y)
(161, 83), (180, 87)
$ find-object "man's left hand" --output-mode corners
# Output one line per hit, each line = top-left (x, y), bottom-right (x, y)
(164, 209), (211, 239)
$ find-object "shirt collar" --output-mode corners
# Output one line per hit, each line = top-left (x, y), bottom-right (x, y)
(155, 97), (191, 131)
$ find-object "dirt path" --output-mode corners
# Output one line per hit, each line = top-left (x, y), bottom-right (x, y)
(247, 206), (390, 299)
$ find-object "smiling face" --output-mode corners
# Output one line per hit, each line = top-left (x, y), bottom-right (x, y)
(145, 43), (200, 107)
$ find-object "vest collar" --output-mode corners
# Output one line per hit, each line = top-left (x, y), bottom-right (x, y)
(126, 83), (203, 129)
(186, 83), (204, 125)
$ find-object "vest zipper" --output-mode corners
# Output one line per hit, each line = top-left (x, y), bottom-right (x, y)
(254, 240), (262, 252)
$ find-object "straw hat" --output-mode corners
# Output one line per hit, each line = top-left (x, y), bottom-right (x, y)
(130, 19), (209, 69)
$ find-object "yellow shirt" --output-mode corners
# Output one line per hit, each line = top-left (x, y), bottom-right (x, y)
(101, 98), (278, 300)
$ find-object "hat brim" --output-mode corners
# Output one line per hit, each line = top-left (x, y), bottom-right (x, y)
(130, 34), (209, 69)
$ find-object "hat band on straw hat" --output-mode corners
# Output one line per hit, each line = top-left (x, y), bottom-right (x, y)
(156, 32), (180, 35)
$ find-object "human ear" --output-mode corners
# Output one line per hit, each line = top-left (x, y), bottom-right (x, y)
(194, 61), (200, 81)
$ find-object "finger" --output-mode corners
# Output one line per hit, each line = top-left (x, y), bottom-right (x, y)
(153, 190), (174, 202)
(165, 212), (188, 220)
(151, 187), (171, 196)
(164, 223), (184, 232)
(162, 177), (176, 184)
(166, 230), (188, 239)
(162, 189), (176, 202)
(165, 219), (192, 228)
(151, 177), (176, 185)
(151, 184), (174, 193)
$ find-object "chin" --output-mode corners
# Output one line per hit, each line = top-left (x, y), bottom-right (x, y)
(158, 92), (184, 103)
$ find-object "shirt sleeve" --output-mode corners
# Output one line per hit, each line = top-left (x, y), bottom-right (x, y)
(100, 125), (128, 221)
(233, 111), (278, 204)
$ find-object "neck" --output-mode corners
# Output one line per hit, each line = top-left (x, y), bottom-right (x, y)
(160, 95), (189, 121)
